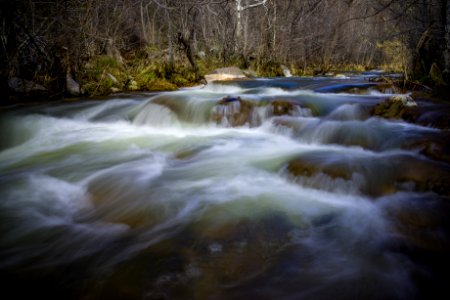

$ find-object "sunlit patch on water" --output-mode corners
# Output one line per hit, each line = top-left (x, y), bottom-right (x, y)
(0, 76), (449, 300)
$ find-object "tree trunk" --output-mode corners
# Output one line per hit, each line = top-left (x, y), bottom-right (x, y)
(236, 0), (243, 51)
(177, 32), (199, 77)
(444, 0), (450, 79)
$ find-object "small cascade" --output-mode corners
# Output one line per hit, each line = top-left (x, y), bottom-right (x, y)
(326, 103), (368, 121)
(211, 96), (260, 127)
(268, 100), (312, 117)
(133, 102), (180, 127)
(210, 97), (314, 128)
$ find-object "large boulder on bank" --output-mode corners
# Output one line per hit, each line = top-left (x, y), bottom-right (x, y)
(66, 73), (83, 96)
(204, 67), (246, 83)
(280, 65), (292, 77)
(371, 94), (419, 121)
(8, 77), (46, 93)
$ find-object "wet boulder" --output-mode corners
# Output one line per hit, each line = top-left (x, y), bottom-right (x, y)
(394, 155), (450, 197)
(406, 132), (450, 164)
(371, 95), (419, 121)
(211, 96), (259, 127)
(285, 155), (396, 197)
(271, 100), (298, 116)
(287, 158), (353, 180)
(416, 108), (450, 130)
(176, 211), (296, 296)
(285, 152), (450, 198)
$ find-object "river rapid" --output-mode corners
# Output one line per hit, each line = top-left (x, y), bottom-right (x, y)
(0, 74), (449, 300)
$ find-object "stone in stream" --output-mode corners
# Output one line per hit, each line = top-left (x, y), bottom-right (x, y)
(406, 131), (450, 164)
(211, 96), (258, 127)
(394, 156), (450, 197)
(212, 97), (308, 127)
(286, 155), (396, 197)
(286, 152), (450, 198)
(271, 100), (300, 116)
(371, 94), (419, 121)
(177, 212), (297, 295)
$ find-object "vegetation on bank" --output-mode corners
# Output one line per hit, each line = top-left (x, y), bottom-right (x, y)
(1, 0), (448, 102)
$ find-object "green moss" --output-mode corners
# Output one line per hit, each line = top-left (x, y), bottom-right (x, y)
(377, 40), (409, 73)
(257, 60), (284, 77)
(146, 79), (177, 91)
(83, 77), (114, 96)
(81, 55), (126, 95)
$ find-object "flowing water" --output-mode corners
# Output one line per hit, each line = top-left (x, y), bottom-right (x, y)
(1, 74), (449, 300)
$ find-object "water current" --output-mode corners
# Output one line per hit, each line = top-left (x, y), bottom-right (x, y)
(0, 74), (449, 300)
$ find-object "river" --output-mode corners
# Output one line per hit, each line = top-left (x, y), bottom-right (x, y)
(1, 74), (449, 300)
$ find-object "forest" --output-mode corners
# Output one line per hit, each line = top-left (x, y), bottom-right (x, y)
(1, 0), (449, 100)
(2, 1), (450, 300)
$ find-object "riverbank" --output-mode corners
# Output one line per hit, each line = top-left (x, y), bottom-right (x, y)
(2, 52), (403, 104)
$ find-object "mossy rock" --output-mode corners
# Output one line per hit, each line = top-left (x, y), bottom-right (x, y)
(146, 79), (177, 91)
(371, 95), (419, 121)
(429, 63), (446, 86)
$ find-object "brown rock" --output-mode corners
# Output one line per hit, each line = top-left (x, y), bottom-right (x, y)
(211, 96), (258, 127)
(286, 152), (450, 198)
(406, 132), (450, 164)
(271, 100), (297, 116)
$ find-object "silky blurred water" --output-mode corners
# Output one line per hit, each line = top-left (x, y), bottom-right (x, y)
(1, 75), (449, 300)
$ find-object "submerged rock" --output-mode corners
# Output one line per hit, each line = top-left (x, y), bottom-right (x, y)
(204, 67), (246, 83)
(371, 95), (419, 121)
(286, 152), (450, 198)
(287, 158), (352, 180)
(406, 132), (450, 164)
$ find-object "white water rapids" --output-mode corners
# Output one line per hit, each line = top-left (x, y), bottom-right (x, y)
(0, 76), (449, 300)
